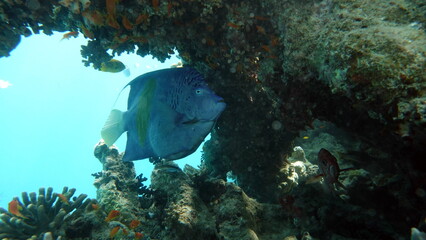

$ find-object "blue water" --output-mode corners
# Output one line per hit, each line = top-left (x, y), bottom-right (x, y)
(0, 33), (203, 208)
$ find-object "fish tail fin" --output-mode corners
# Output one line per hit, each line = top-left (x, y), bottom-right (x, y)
(101, 109), (125, 146)
(123, 67), (131, 77)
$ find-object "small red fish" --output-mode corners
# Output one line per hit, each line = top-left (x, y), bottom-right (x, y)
(8, 199), (26, 218)
(109, 226), (120, 238)
(61, 31), (79, 40)
(307, 148), (354, 194)
(134, 232), (144, 239)
(105, 210), (120, 222)
(129, 219), (140, 229)
(57, 194), (69, 204)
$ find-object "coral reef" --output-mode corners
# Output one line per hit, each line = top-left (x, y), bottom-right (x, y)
(150, 162), (217, 239)
(93, 140), (140, 219)
(1, 0), (426, 239)
(0, 187), (96, 240)
(92, 140), (146, 239)
(91, 143), (308, 240)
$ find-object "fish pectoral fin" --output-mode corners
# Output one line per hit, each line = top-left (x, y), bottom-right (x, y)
(305, 174), (324, 184)
(182, 118), (199, 125)
(101, 109), (125, 146)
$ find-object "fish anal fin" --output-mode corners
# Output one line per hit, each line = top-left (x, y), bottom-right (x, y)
(101, 109), (125, 146)
(122, 130), (155, 161)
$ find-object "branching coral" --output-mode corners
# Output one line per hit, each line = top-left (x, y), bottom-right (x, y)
(0, 187), (95, 240)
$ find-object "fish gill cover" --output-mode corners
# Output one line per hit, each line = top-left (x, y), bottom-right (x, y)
(1, 0), (426, 239)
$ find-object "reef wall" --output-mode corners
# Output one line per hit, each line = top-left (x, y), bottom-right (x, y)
(1, 0), (426, 239)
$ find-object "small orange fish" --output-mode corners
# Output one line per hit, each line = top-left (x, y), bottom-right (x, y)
(8, 199), (26, 218)
(82, 10), (105, 26)
(167, 2), (172, 16)
(106, 0), (120, 29)
(134, 232), (144, 239)
(270, 35), (280, 46)
(260, 45), (271, 52)
(152, 0), (159, 11)
(135, 14), (149, 25)
(57, 194), (69, 204)
(107, 16), (120, 29)
(122, 16), (133, 30)
(129, 219), (140, 229)
(114, 34), (129, 43)
(105, 210), (120, 222)
(109, 226), (120, 238)
(106, 0), (117, 15)
(255, 25), (266, 34)
(91, 203), (99, 210)
(80, 26), (94, 39)
(61, 31), (78, 40)
(227, 22), (240, 29)
(254, 15), (269, 21)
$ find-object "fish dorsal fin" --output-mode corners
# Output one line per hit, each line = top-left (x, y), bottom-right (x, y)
(111, 69), (152, 109)
(110, 82), (132, 109)
(135, 78), (157, 145)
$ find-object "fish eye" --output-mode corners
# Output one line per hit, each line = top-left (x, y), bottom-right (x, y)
(195, 89), (203, 95)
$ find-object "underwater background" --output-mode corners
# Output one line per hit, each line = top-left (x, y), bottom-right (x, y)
(1, 0), (426, 239)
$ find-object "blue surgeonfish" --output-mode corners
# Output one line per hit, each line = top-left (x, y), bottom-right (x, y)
(101, 67), (226, 161)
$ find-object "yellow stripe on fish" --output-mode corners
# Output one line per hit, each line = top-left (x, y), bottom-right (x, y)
(136, 78), (156, 145)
